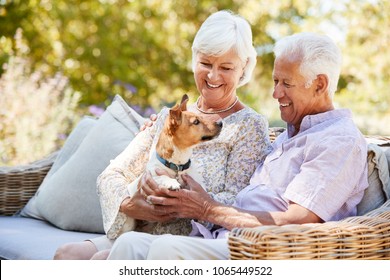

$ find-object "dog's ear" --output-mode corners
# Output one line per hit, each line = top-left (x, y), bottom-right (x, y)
(169, 94), (188, 126)
(179, 94), (189, 111)
(169, 104), (182, 125)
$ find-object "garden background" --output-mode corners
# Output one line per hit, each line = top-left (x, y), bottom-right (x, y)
(0, 0), (389, 166)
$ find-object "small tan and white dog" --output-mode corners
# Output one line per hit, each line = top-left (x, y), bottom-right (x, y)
(121, 94), (222, 234)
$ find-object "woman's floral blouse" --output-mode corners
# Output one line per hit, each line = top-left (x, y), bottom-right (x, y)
(97, 106), (271, 239)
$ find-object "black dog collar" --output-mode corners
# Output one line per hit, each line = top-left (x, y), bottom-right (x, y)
(156, 153), (191, 172)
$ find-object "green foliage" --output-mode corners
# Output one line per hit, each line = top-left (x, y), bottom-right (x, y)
(1, 0), (240, 109)
(336, 0), (390, 134)
(0, 0), (389, 165)
(0, 29), (80, 165)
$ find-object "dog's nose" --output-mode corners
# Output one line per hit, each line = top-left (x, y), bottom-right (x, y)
(216, 121), (223, 128)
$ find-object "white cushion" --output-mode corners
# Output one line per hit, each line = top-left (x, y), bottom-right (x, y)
(0, 216), (103, 260)
(357, 144), (390, 215)
(34, 95), (145, 233)
(20, 116), (97, 220)
(0, 216), (101, 260)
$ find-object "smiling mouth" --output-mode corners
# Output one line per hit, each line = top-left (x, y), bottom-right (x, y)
(206, 81), (222, 89)
(280, 103), (291, 107)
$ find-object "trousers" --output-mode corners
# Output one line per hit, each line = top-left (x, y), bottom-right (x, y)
(107, 231), (230, 260)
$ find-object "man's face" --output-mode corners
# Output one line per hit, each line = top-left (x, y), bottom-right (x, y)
(272, 57), (325, 130)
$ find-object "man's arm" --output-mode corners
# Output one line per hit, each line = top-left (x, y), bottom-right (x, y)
(146, 173), (322, 230)
(200, 201), (322, 230)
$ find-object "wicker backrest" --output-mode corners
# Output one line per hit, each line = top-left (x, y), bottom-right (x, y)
(228, 134), (390, 260)
(229, 200), (390, 259)
(0, 152), (57, 216)
(0, 127), (286, 217)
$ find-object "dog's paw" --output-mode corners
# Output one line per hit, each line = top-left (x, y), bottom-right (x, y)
(154, 176), (181, 190)
(167, 180), (181, 190)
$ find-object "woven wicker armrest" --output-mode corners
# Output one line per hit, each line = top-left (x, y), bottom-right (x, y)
(0, 151), (58, 216)
(228, 200), (390, 260)
(268, 127), (285, 142)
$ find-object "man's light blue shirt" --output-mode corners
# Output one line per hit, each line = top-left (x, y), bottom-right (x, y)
(234, 108), (369, 222)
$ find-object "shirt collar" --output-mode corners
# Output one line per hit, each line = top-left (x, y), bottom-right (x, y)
(287, 109), (352, 137)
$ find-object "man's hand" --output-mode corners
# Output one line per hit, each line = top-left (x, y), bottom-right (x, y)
(146, 174), (216, 221)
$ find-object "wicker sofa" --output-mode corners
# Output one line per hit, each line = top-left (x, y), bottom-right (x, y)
(0, 151), (104, 260)
(229, 199), (390, 259)
(0, 95), (144, 260)
(229, 136), (390, 260)
(1, 95), (390, 260)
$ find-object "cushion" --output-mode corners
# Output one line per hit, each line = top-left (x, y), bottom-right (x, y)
(20, 116), (97, 220)
(0, 216), (103, 260)
(385, 148), (390, 167)
(34, 95), (145, 233)
(357, 144), (390, 215)
(385, 148), (390, 199)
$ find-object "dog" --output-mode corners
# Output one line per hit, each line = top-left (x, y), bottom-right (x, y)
(120, 94), (222, 234)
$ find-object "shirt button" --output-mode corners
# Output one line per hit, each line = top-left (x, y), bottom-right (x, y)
(275, 149), (282, 157)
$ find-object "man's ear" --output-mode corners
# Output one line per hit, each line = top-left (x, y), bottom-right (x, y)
(315, 74), (329, 94)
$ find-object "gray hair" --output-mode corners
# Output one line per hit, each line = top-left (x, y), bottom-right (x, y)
(191, 10), (257, 88)
(273, 32), (342, 97)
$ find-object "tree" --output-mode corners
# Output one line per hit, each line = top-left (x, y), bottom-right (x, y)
(1, 0), (388, 137)
(337, 0), (390, 134)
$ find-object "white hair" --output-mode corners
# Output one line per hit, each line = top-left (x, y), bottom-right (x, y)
(273, 32), (342, 97)
(191, 10), (257, 88)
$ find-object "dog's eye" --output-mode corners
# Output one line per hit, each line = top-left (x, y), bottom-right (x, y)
(193, 119), (200, 125)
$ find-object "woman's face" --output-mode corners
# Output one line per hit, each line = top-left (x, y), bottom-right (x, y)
(194, 49), (245, 104)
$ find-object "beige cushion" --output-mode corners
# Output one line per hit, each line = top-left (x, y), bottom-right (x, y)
(34, 95), (145, 233)
(357, 144), (390, 215)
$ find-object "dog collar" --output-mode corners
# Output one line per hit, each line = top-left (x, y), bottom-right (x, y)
(156, 153), (191, 172)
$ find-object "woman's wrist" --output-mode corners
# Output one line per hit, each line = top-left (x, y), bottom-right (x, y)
(119, 196), (132, 214)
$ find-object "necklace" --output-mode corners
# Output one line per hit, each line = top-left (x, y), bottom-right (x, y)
(196, 96), (239, 114)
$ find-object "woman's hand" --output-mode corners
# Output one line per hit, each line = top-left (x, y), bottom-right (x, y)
(119, 192), (173, 223)
(139, 169), (180, 200)
(139, 114), (157, 132)
(119, 170), (175, 222)
(146, 173), (217, 221)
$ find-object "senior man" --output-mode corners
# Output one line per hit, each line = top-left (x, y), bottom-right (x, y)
(107, 32), (368, 260)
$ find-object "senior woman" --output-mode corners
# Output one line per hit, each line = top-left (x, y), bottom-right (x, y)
(53, 10), (271, 260)
(107, 32), (368, 260)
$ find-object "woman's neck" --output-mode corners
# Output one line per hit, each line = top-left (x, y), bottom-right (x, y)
(188, 102), (244, 121)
